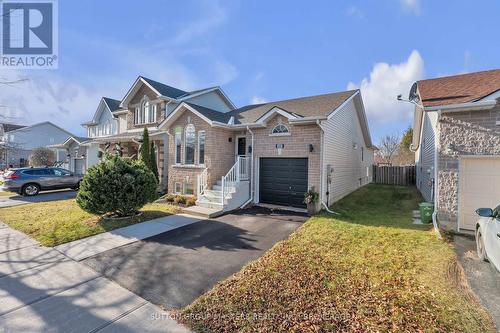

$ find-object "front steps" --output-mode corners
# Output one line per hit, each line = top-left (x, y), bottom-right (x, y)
(193, 180), (250, 218)
(182, 205), (223, 218)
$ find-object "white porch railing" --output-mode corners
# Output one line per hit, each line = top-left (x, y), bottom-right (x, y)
(197, 168), (208, 196)
(221, 156), (250, 204)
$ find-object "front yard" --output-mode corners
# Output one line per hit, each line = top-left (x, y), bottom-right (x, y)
(181, 185), (495, 332)
(0, 199), (180, 246)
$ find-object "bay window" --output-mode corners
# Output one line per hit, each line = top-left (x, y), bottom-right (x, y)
(184, 124), (195, 165)
(175, 127), (182, 164)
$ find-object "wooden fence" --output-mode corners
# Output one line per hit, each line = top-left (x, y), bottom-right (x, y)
(372, 165), (416, 186)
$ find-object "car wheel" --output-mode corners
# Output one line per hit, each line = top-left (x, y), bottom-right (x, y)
(72, 181), (81, 191)
(22, 183), (40, 196)
(476, 227), (489, 262)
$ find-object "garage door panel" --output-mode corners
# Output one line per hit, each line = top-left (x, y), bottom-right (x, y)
(259, 158), (308, 208)
(459, 157), (500, 231)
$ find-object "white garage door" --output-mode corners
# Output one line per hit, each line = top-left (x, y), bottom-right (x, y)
(459, 157), (500, 231)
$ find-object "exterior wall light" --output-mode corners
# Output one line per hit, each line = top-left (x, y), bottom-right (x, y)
(248, 145), (252, 153)
(309, 144), (314, 152)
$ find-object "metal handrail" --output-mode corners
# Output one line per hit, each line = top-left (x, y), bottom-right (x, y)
(197, 168), (208, 196)
(221, 156), (251, 204)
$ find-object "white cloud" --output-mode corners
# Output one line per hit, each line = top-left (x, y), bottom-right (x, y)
(0, 70), (113, 136)
(400, 0), (420, 15)
(347, 50), (425, 123)
(251, 96), (268, 104)
(345, 6), (364, 19)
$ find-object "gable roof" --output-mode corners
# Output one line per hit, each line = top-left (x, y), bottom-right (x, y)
(184, 103), (233, 123)
(228, 90), (358, 124)
(102, 97), (122, 113)
(1, 123), (25, 132)
(140, 77), (187, 99)
(415, 69), (500, 107)
(6, 121), (76, 137)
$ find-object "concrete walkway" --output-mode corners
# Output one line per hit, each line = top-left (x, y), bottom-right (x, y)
(0, 221), (191, 332)
(55, 214), (202, 261)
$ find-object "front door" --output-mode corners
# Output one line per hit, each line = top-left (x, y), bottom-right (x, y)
(236, 137), (246, 158)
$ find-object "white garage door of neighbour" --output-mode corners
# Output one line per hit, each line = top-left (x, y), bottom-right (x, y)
(459, 157), (500, 231)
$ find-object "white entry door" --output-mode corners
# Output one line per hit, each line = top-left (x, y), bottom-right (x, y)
(458, 157), (500, 231)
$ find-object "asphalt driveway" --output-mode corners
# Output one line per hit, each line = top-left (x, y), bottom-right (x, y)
(455, 235), (500, 330)
(83, 207), (307, 309)
(0, 189), (76, 208)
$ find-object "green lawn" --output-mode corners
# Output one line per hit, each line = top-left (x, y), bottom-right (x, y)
(181, 185), (495, 332)
(0, 199), (180, 246)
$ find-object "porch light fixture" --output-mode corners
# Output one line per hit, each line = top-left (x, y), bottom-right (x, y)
(228, 137), (232, 142)
(248, 145), (252, 153)
(353, 143), (358, 150)
(309, 144), (314, 152)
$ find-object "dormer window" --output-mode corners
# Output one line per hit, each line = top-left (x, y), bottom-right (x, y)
(271, 124), (290, 135)
(135, 97), (157, 125)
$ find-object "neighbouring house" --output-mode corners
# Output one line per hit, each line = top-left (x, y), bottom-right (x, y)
(80, 76), (236, 188)
(0, 122), (25, 168)
(410, 69), (500, 232)
(0, 121), (76, 168)
(48, 136), (92, 174)
(157, 89), (375, 213)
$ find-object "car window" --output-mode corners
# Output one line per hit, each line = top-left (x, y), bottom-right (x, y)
(53, 169), (70, 176)
(494, 204), (500, 219)
(22, 170), (35, 175)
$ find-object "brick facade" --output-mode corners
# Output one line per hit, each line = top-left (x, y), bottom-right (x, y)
(126, 84), (166, 130)
(166, 110), (235, 196)
(437, 104), (500, 230)
(251, 115), (322, 200)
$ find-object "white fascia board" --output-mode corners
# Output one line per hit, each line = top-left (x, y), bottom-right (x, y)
(327, 90), (360, 120)
(157, 102), (213, 130)
(424, 100), (496, 112)
(120, 77), (163, 108)
(256, 107), (297, 124)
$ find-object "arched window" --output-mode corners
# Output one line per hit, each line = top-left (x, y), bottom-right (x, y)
(271, 124), (289, 135)
(135, 97), (156, 124)
(184, 124), (196, 164)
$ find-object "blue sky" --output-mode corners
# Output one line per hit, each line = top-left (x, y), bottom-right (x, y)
(1, 0), (499, 141)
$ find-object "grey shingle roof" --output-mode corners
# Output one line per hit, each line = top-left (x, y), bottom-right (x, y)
(229, 90), (358, 124)
(182, 90), (358, 125)
(141, 77), (187, 99)
(102, 97), (122, 113)
(1, 123), (25, 132)
(185, 103), (232, 123)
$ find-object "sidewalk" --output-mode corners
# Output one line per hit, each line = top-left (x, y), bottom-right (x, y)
(55, 213), (202, 261)
(0, 221), (191, 332)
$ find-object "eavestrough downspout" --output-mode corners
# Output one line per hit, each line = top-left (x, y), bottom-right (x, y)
(316, 119), (340, 215)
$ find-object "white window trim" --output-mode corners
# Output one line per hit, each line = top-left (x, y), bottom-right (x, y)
(134, 96), (157, 125)
(174, 127), (183, 165)
(174, 182), (182, 194)
(270, 124), (290, 136)
(197, 130), (206, 166)
(184, 124), (196, 165)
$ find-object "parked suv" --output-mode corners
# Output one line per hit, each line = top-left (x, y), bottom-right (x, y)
(3, 167), (83, 196)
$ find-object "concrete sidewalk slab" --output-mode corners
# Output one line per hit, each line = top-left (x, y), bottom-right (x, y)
(0, 259), (100, 315)
(0, 246), (66, 277)
(0, 228), (37, 254)
(0, 276), (148, 332)
(55, 214), (202, 261)
(99, 302), (191, 333)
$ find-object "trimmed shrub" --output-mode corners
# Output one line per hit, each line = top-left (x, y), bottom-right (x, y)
(174, 195), (186, 205)
(165, 194), (175, 203)
(76, 155), (157, 217)
(140, 128), (151, 168)
(186, 197), (196, 207)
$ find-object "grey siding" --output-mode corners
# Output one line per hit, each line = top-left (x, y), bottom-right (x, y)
(415, 110), (438, 202)
(321, 98), (373, 205)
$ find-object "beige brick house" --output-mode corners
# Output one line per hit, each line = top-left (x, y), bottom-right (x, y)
(410, 69), (500, 232)
(158, 89), (375, 213)
(81, 76), (374, 214)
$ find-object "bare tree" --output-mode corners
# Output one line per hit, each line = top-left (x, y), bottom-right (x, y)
(29, 147), (56, 167)
(378, 133), (401, 165)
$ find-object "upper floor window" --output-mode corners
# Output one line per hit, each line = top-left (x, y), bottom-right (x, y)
(184, 124), (196, 165)
(135, 97), (157, 125)
(271, 124), (289, 135)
